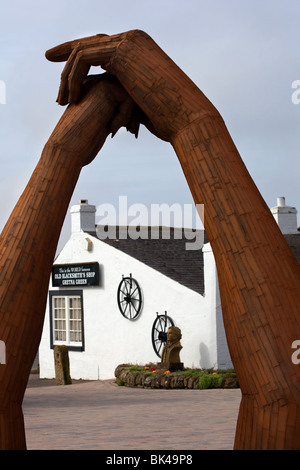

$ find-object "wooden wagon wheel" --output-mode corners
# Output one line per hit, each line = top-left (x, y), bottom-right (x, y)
(151, 312), (174, 358)
(117, 274), (142, 320)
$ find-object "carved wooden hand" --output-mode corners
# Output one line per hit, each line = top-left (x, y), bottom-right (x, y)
(46, 30), (220, 142)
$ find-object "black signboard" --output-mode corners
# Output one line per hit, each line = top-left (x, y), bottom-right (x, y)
(52, 262), (100, 287)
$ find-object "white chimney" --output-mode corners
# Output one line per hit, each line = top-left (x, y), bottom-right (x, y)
(70, 200), (96, 234)
(270, 197), (298, 234)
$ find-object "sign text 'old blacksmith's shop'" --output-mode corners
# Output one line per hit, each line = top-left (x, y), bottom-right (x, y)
(52, 262), (100, 287)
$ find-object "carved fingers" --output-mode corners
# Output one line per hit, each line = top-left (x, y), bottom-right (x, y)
(45, 34), (108, 62)
(46, 35), (120, 105)
(46, 30), (217, 142)
(46, 32), (160, 139)
(46, 30), (159, 108)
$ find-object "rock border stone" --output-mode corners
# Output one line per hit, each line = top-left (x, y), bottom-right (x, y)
(114, 364), (239, 390)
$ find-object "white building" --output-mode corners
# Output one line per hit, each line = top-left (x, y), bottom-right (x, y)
(270, 197), (299, 234)
(39, 197), (300, 381)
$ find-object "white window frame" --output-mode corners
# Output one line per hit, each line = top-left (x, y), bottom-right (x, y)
(49, 290), (84, 351)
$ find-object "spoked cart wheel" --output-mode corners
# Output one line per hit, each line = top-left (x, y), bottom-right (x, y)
(151, 311), (175, 358)
(117, 274), (142, 320)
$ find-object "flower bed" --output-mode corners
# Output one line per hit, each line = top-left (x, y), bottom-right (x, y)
(114, 364), (239, 390)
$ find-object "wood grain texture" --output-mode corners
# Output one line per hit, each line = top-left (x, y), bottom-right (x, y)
(1, 29), (300, 449)
(96, 30), (300, 449)
(172, 122), (300, 449)
(0, 75), (132, 449)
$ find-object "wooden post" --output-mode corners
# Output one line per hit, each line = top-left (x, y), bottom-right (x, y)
(54, 345), (72, 385)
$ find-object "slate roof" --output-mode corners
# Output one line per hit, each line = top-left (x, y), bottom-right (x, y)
(284, 233), (300, 263)
(87, 227), (300, 296)
(89, 227), (208, 295)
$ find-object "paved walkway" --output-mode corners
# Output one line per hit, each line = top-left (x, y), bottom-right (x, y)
(23, 375), (241, 450)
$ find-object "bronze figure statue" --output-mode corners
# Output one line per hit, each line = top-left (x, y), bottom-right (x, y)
(160, 326), (183, 371)
(161, 326), (183, 364)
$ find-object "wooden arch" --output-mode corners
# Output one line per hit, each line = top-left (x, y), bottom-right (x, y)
(0, 31), (299, 449)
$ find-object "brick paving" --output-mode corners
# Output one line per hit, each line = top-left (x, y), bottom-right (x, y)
(23, 375), (241, 450)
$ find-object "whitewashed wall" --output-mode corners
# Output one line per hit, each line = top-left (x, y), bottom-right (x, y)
(39, 230), (232, 380)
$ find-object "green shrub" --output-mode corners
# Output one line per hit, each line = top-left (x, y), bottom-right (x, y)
(198, 375), (212, 389)
(180, 369), (204, 378)
(222, 372), (237, 379)
(198, 373), (223, 389)
(128, 365), (143, 373)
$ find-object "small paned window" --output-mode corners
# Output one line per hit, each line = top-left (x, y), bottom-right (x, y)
(49, 290), (84, 351)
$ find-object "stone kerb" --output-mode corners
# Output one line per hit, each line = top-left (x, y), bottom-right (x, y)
(114, 364), (239, 390)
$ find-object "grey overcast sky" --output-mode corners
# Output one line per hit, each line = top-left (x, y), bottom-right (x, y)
(0, 0), (299, 252)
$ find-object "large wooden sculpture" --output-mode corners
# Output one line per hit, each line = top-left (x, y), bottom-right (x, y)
(45, 30), (300, 450)
(0, 30), (299, 450)
(0, 73), (139, 449)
